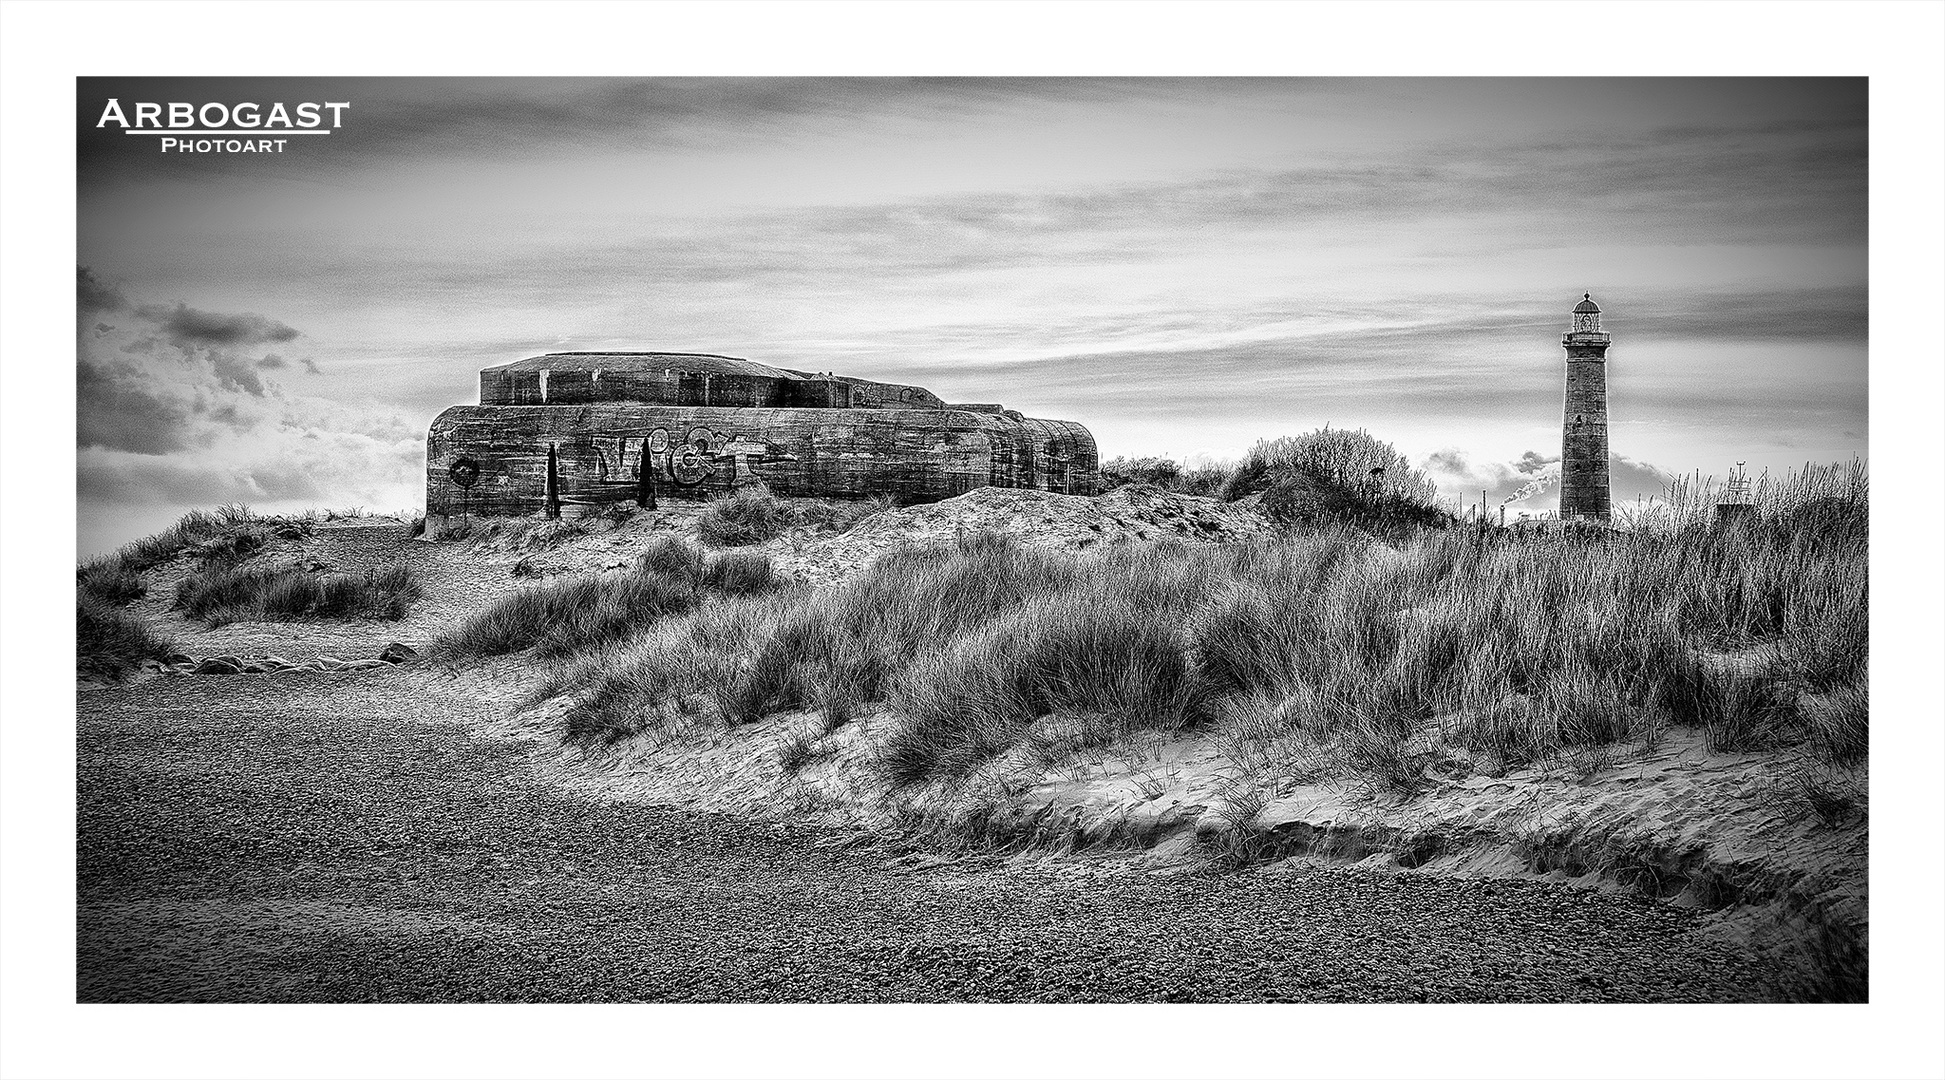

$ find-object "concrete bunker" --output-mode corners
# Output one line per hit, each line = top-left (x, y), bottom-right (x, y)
(425, 351), (1099, 531)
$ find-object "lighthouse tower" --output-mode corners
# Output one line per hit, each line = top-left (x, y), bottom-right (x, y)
(1558, 293), (1612, 520)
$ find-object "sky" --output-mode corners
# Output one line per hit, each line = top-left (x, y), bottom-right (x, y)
(74, 77), (1868, 555)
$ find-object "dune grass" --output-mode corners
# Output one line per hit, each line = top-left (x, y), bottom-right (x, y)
(695, 482), (894, 547)
(427, 538), (780, 667)
(78, 597), (176, 682)
(697, 483), (788, 547)
(520, 461), (1864, 795)
(174, 563), (423, 627)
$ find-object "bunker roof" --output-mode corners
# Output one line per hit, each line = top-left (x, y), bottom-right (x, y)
(485, 352), (807, 380)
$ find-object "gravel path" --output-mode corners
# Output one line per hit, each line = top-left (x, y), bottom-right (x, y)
(79, 669), (1787, 1003)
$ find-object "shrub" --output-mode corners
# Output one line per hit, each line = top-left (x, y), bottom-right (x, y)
(78, 597), (174, 681)
(1097, 456), (1235, 497)
(1177, 463), (1234, 497)
(696, 482), (787, 547)
(1100, 455), (1182, 490)
(1259, 467), (1449, 537)
(1220, 426), (1442, 507)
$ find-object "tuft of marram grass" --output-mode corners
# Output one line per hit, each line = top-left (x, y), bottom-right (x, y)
(637, 535), (706, 584)
(696, 482), (787, 547)
(704, 551), (776, 595)
(78, 560), (145, 606)
(175, 562), (422, 626)
(78, 597), (175, 681)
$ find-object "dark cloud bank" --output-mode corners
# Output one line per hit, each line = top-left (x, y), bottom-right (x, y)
(76, 267), (412, 528)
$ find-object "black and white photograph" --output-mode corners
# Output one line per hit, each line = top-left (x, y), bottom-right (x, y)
(5, 4), (1943, 1080)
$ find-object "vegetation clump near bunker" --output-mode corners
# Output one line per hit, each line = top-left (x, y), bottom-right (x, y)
(424, 351), (1099, 535)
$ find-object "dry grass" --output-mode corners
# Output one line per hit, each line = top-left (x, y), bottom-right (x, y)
(704, 551), (778, 595)
(78, 597), (176, 681)
(526, 460), (1864, 798)
(697, 483), (892, 547)
(175, 562), (423, 627)
(696, 483), (789, 547)
(429, 538), (779, 668)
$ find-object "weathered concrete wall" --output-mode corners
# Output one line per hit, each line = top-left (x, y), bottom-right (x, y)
(425, 404), (1100, 523)
(481, 367), (800, 409)
(1558, 337), (1611, 520)
(477, 355), (946, 411)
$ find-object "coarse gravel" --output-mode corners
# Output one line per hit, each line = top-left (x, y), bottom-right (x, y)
(79, 668), (1791, 1003)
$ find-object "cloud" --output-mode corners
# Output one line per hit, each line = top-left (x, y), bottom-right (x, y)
(208, 350), (269, 396)
(135, 301), (301, 348)
(76, 359), (194, 454)
(78, 265), (128, 314)
(77, 429), (421, 507)
(299, 357), (322, 374)
(1514, 451), (1552, 474)
(76, 276), (419, 545)
(1421, 448), (1677, 513)
(1609, 453), (1680, 507)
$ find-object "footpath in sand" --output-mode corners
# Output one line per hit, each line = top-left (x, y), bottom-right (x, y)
(98, 489), (1863, 998)
(81, 664), (1786, 1002)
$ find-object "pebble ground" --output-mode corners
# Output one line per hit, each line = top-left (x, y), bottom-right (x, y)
(78, 668), (1790, 1003)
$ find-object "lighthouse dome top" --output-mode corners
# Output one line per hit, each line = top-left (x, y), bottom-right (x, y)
(1572, 293), (1602, 314)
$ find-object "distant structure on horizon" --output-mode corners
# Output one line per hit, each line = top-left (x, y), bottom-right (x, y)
(423, 351), (1098, 532)
(1559, 293), (1613, 521)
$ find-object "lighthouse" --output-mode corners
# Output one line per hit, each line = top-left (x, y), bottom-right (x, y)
(1558, 292), (1612, 521)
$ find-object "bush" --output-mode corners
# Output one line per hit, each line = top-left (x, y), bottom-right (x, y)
(1177, 463), (1234, 497)
(1100, 455), (1182, 490)
(1259, 467), (1450, 538)
(1219, 426), (1442, 505)
(78, 597), (174, 681)
(696, 483), (787, 547)
(1097, 456), (1236, 498)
